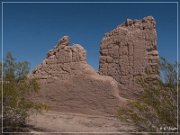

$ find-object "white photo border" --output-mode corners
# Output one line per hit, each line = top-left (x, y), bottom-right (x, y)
(1, 1), (179, 134)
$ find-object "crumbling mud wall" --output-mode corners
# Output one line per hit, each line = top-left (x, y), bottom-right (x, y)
(31, 36), (96, 82)
(30, 37), (127, 115)
(30, 16), (160, 115)
(99, 16), (159, 91)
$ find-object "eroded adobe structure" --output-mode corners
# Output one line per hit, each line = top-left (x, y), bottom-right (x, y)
(99, 16), (159, 91)
(31, 36), (96, 82)
(31, 16), (159, 115)
(31, 36), (126, 115)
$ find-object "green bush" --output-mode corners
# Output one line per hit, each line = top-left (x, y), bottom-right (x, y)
(118, 57), (178, 132)
(0, 52), (47, 132)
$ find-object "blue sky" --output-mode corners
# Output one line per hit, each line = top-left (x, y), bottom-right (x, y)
(1, 1), (178, 70)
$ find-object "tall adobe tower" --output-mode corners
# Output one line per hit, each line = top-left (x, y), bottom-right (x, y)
(99, 16), (159, 91)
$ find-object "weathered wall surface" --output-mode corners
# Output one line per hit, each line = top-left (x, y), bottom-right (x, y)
(31, 36), (96, 82)
(99, 16), (159, 90)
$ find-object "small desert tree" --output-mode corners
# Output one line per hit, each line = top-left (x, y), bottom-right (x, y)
(0, 52), (46, 132)
(118, 57), (179, 132)
(160, 57), (179, 85)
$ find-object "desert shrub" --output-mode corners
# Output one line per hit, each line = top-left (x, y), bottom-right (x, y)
(0, 52), (47, 132)
(118, 57), (178, 132)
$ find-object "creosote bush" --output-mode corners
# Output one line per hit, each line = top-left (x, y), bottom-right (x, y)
(0, 52), (47, 132)
(118, 57), (179, 132)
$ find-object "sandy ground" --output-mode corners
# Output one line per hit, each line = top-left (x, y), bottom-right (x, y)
(27, 110), (136, 133)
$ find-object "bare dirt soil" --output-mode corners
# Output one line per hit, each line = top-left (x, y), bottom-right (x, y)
(27, 110), (136, 133)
